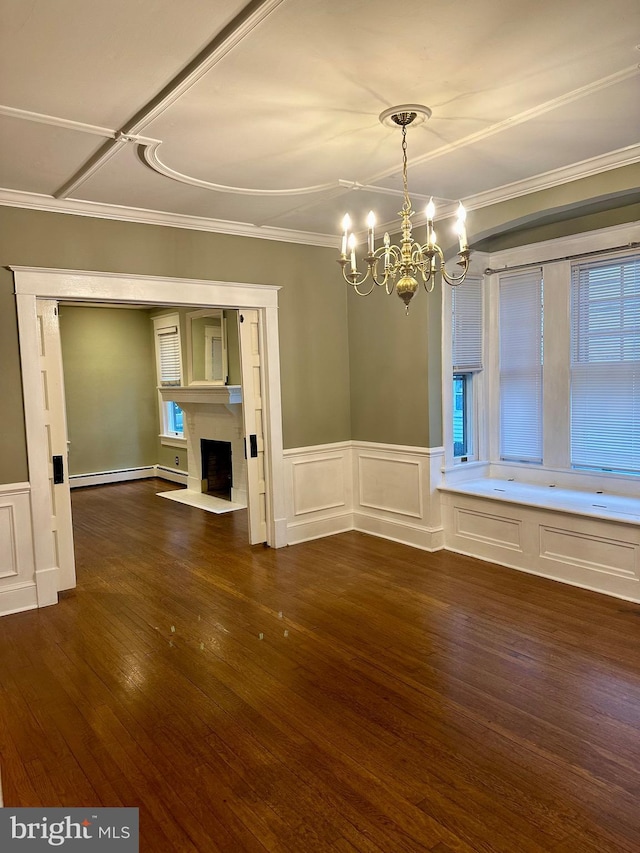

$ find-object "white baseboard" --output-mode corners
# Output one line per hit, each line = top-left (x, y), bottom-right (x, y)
(0, 582), (39, 616)
(354, 513), (444, 551)
(287, 512), (354, 545)
(70, 466), (156, 488)
(155, 466), (188, 485)
(69, 465), (188, 488)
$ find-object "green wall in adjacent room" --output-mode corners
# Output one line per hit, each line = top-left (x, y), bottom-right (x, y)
(59, 306), (158, 475)
(0, 206), (350, 484)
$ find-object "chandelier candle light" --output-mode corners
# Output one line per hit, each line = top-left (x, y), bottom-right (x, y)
(338, 105), (471, 312)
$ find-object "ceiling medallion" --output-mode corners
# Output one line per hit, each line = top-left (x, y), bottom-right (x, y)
(338, 104), (470, 312)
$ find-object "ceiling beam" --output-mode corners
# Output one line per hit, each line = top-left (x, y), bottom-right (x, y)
(54, 0), (288, 200)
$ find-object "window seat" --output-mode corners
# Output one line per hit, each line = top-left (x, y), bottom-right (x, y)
(439, 478), (640, 526)
(439, 477), (640, 603)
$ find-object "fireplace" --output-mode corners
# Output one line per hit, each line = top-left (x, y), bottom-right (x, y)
(201, 439), (232, 500)
(159, 385), (246, 507)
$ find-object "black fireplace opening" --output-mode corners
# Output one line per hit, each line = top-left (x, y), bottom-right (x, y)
(200, 439), (232, 500)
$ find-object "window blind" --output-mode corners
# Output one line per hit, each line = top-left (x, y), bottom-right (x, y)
(571, 253), (640, 473)
(499, 269), (543, 462)
(452, 277), (483, 371)
(157, 326), (181, 386)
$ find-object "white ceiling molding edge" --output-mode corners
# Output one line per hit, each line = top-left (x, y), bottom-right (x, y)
(0, 104), (115, 138)
(2, 133), (638, 249)
(0, 188), (338, 248)
(141, 140), (340, 197)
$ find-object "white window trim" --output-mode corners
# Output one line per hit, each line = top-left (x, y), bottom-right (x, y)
(152, 312), (185, 444)
(159, 434), (187, 449)
(442, 264), (489, 471)
(461, 220), (640, 495)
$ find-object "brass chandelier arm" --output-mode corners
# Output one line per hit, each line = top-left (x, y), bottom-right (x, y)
(338, 243), (403, 296)
(440, 249), (471, 286)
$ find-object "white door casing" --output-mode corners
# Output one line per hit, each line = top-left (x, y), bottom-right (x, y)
(13, 268), (287, 607)
(239, 309), (267, 544)
(15, 296), (75, 603)
(36, 300), (76, 589)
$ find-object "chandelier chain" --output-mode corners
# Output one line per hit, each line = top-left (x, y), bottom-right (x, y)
(401, 125), (410, 213)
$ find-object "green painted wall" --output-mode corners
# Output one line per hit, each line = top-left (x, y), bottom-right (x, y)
(59, 306), (157, 475)
(346, 163), (640, 448)
(1, 164), (638, 486)
(0, 207), (350, 484)
(347, 282), (436, 447)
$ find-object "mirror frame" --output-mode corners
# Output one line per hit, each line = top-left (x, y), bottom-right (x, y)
(185, 308), (228, 386)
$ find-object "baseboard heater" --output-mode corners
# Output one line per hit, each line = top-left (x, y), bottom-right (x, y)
(69, 466), (187, 489)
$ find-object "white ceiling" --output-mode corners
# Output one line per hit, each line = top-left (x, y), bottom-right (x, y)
(1, 0), (639, 247)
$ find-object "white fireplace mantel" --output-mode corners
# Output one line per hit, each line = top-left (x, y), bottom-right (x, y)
(159, 385), (242, 407)
(160, 384), (246, 503)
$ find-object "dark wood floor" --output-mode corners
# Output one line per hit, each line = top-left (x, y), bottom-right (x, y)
(1, 478), (639, 851)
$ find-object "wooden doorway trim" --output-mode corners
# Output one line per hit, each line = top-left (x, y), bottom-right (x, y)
(13, 267), (287, 605)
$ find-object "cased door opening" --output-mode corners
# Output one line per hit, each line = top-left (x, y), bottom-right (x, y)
(14, 268), (286, 610)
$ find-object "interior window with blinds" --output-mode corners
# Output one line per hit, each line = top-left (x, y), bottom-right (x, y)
(571, 253), (640, 474)
(157, 326), (181, 386)
(153, 314), (184, 439)
(499, 269), (543, 463)
(452, 277), (483, 458)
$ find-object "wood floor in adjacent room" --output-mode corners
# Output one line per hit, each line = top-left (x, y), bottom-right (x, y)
(1, 478), (639, 852)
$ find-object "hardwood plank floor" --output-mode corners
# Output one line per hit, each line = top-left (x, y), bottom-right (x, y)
(1, 478), (639, 851)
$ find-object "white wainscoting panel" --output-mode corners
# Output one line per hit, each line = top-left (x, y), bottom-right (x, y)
(454, 507), (523, 551)
(441, 487), (640, 603)
(358, 455), (423, 518)
(0, 483), (40, 617)
(284, 443), (353, 544)
(353, 443), (445, 552)
(539, 525), (638, 580)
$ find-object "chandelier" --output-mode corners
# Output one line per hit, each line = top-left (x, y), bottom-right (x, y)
(338, 105), (471, 312)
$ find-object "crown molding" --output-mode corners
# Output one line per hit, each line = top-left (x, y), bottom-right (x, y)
(463, 144), (640, 212)
(0, 188), (337, 248)
(345, 144), (640, 239)
(1, 136), (638, 250)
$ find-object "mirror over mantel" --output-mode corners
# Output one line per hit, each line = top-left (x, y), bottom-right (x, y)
(186, 308), (228, 386)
